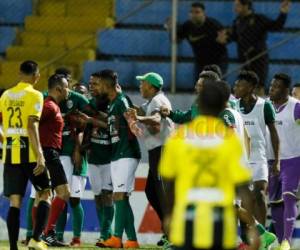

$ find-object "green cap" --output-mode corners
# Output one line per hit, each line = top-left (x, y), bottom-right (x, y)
(136, 72), (163, 89)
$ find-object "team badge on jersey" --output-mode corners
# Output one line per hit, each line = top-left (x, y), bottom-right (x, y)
(67, 100), (73, 109)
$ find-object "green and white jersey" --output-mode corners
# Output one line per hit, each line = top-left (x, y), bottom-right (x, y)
(88, 97), (112, 165)
(108, 93), (141, 161)
(60, 90), (90, 156)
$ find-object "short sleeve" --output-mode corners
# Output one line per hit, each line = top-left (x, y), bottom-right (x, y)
(148, 96), (171, 115)
(119, 96), (131, 114)
(29, 91), (43, 118)
(77, 93), (89, 111)
(228, 135), (251, 185)
(264, 101), (275, 124)
(40, 101), (55, 122)
(220, 110), (236, 129)
(159, 135), (179, 179)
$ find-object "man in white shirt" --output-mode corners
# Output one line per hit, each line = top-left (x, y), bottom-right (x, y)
(127, 72), (174, 247)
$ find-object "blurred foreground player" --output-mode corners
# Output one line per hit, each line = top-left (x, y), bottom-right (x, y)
(269, 74), (300, 250)
(159, 80), (259, 250)
(0, 61), (51, 250)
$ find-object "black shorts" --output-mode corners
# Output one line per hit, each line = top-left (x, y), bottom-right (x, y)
(43, 147), (68, 188)
(4, 162), (50, 198)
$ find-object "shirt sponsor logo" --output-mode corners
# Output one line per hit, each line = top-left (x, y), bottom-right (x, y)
(244, 121), (255, 126)
(35, 102), (42, 112)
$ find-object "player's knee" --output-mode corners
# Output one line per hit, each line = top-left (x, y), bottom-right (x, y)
(9, 195), (22, 208)
(113, 192), (126, 201)
(55, 185), (71, 201)
(70, 197), (80, 208)
(37, 189), (52, 203)
(102, 190), (113, 206)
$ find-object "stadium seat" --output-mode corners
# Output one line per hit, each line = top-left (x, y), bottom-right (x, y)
(115, 0), (300, 28)
(66, 0), (113, 17)
(25, 16), (107, 33)
(39, 1), (66, 17)
(0, 0), (32, 24)
(0, 27), (17, 53)
(98, 29), (300, 60)
(20, 32), (48, 46)
(83, 61), (300, 90)
(6, 46), (96, 63)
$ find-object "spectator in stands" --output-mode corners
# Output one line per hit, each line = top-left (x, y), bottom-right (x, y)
(292, 83), (300, 101)
(165, 2), (228, 81)
(226, 0), (290, 95)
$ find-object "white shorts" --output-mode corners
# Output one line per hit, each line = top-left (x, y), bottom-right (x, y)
(88, 163), (113, 195)
(111, 158), (139, 193)
(60, 156), (87, 198)
(248, 161), (268, 182)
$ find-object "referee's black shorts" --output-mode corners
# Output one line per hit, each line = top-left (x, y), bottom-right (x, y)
(43, 147), (68, 188)
(4, 162), (50, 198)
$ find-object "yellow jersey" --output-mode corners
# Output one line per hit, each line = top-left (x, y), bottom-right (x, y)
(0, 82), (43, 164)
(159, 116), (251, 249)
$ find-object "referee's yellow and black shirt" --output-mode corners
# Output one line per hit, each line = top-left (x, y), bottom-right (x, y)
(0, 82), (43, 164)
(159, 115), (251, 249)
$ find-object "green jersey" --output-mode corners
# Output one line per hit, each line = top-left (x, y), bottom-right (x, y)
(169, 102), (199, 124)
(88, 97), (112, 165)
(108, 93), (141, 161)
(60, 90), (90, 155)
(219, 109), (236, 128)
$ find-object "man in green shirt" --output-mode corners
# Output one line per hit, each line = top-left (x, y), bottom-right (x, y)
(160, 71), (219, 123)
(87, 72), (114, 247)
(97, 70), (141, 249)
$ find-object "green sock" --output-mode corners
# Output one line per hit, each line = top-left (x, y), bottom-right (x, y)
(72, 202), (84, 238)
(26, 198), (34, 238)
(101, 205), (114, 240)
(124, 199), (137, 241)
(114, 200), (127, 238)
(256, 223), (266, 235)
(56, 205), (68, 241)
(96, 206), (103, 238)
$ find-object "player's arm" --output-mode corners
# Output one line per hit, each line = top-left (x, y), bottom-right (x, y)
(161, 105), (192, 124)
(244, 127), (251, 159)
(72, 131), (84, 171)
(28, 115), (45, 176)
(265, 101), (280, 175)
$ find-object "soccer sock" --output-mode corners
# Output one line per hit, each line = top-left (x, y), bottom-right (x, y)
(32, 205), (37, 230)
(283, 194), (298, 243)
(124, 199), (137, 241)
(96, 206), (103, 238)
(256, 222), (266, 235)
(240, 221), (249, 244)
(26, 198), (34, 238)
(101, 205), (114, 240)
(56, 204), (68, 241)
(33, 201), (50, 241)
(72, 202), (84, 238)
(271, 203), (284, 243)
(44, 197), (66, 235)
(7, 207), (20, 250)
(113, 200), (127, 238)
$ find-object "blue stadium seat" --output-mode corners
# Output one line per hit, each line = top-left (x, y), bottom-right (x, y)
(98, 29), (300, 60)
(0, 27), (16, 53)
(116, 0), (300, 28)
(83, 61), (300, 90)
(0, 0), (32, 24)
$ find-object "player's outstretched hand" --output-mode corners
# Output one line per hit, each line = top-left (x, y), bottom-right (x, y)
(280, 0), (291, 14)
(125, 108), (138, 121)
(160, 105), (171, 118)
(34, 154), (46, 176)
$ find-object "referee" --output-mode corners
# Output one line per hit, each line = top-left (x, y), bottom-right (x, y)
(0, 61), (51, 250)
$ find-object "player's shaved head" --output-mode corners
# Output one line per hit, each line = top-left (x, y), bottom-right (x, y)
(48, 74), (68, 90)
(198, 80), (230, 116)
(72, 83), (88, 96)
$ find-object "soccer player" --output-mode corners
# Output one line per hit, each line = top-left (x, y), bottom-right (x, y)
(228, 0), (290, 95)
(87, 72), (114, 246)
(159, 80), (259, 250)
(97, 69), (141, 249)
(38, 74), (70, 247)
(234, 70), (280, 226)
(160, 71), (220, 123)
(0, 61), (51, 250)
(127, 72), (174, 247)
(72, 83), (89, 97)
(268, 73), (300, 250)
(291, 83), (300, 101)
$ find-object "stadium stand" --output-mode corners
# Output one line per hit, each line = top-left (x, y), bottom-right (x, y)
(0, 0), (32, 24)
(0, 0), (113, 89)
(82, 0), (300, 90)
(0, 27), (17, 54)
